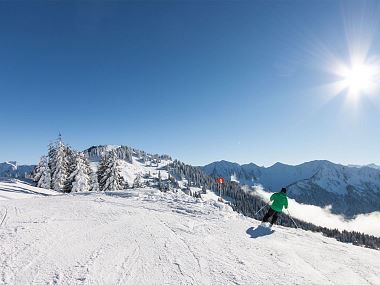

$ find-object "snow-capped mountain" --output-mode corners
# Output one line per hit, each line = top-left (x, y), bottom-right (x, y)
(201, 160), (380, 217)
(367, 163), (380, 170)
(0, 161), (35, 179)
(348, 163), (380, 170)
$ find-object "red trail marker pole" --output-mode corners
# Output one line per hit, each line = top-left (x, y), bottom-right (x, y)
(215, 177), (225, 201)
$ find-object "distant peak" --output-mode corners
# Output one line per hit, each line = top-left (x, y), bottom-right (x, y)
(270, 162), (288, 168)
(219, 160), (236, 164)
(5, 161), (17, 167)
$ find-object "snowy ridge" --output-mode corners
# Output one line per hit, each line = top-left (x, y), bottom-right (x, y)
(0, 186), (379, 285)
(366, 163), (380, 170)
(348, 163), (380, 170)
(202, 160), (380, 194)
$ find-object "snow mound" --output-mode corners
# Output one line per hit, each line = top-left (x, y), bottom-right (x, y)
(0, 179), (59, 200)
(0, 186), (379, 284)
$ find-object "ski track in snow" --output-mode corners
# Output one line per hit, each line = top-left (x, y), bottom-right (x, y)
(0, 186), (380, 285)
(0, 207), (7, 227)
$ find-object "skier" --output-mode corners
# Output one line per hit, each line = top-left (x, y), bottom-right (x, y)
(262, 187), (288, 226)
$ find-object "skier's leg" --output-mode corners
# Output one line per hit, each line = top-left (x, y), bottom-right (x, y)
(262, 208), (274, 223)
(271, 211), (279, 225)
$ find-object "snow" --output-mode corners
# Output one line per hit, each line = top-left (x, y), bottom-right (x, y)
(199, 190), (220, 202)
(105, 145), (121, 151)
(1, 182), (379, 285)
(2, 161), (17, 170)
(349, 163), (380, 170)
(91, 156), (171, 188)
(0, 179), (59, 201)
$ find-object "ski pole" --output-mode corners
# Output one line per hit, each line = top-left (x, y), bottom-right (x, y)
(254, 204), (268, 216)
(286, 209), (299, 229)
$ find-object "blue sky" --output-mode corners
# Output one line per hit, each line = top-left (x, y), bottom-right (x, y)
(0, 1), (379, 166)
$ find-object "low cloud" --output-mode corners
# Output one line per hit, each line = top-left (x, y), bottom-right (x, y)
(250, 186), (380, 237)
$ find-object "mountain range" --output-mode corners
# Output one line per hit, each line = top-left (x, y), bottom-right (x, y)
(2, 149), (380, 217)
(201, 160), (380, 217)
(0, 161), (35, 179)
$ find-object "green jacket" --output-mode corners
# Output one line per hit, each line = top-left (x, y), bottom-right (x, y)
(270, 192), (288, 212)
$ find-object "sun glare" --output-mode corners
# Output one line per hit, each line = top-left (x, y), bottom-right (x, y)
(315, 2), (380, 106)
(327, 55), (380, 103)
(341, 62), (378, 98)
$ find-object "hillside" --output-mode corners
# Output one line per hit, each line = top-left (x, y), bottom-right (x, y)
(84, 145), (173, 188)
(202, 160), (380, 216)
(1, 182), (379, 285)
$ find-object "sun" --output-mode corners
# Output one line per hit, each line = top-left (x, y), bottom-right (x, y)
(328, 55), (380, 102)
(340, 61), (378, 98)
(313, 2), (380, 107)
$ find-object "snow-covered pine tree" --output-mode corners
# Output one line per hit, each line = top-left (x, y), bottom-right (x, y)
(64, 148), (76, 193)
(157, 171), (161, 190)
(49, 137), (70, 192)
(48, 142), (57, 181)
(90, 171), (99, 191)
(66, 152), (92, 192)
(98, 150), (125, 191)
(82, 152), (96, 191)
(34, 156), (51, 189)
(117, 146), (133, 163)
(97, 154), (108, 191)
(132, 174), (142, 188)
(33, 156), (44, 184)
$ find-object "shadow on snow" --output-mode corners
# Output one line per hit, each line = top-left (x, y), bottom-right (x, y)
(246, 226), (274, 239)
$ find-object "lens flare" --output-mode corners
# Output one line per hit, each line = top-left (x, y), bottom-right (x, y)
(312, 1), (380, 107)
(338, 59), (379, 99)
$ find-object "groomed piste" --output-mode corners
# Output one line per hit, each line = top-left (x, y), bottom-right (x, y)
(0, 180), (379, 285)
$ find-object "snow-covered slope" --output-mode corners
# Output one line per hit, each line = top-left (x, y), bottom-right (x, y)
(84, 145), (173, 188)
(0, 186), (379, 285)
(202, 160), (380, 216)
(0, 179), (59, 200)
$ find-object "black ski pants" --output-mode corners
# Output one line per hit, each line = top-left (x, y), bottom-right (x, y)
(262, 208), (279, 225)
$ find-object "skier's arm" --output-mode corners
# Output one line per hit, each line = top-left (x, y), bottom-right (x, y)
(285, 198), (288, 209)
(270, 194), (275, 202)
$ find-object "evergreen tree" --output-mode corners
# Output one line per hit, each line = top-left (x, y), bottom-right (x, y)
(158, 171), (162, 190)
(67, 152), (92, 192)
(98, 150), (125, 191)
(97, 154), (108, 191)
(64, 148), (76, 193)
(90, 171), (99, 191)
(49, 137), (70, 192)
(133, 174), (142, 188)
(33, 156), (51, 189)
